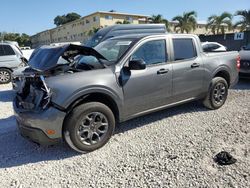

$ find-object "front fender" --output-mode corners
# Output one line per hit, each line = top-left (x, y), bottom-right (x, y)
(58, 86), (123, 110)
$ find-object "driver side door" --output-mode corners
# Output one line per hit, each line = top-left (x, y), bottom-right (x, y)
(120, 38), (173, 118)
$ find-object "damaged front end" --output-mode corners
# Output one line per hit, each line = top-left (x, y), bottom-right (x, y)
(13, 70), (66, 144)
(16, 74), (52, 111)
(14, 44), (107, 111)
(13, 44), (108, 144)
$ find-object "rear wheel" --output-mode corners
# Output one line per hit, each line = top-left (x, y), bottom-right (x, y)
(203, 77), (228, 110)
(63, 102), (115, 153)
(0, 68), (11, 84)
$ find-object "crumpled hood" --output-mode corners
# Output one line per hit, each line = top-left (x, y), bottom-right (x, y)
(239, 50), (250, 60)
(28, 44), (106, 71)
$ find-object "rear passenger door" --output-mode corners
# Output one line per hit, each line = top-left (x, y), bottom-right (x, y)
(171, 38), (204, 101)
(0, 45), (18, 67)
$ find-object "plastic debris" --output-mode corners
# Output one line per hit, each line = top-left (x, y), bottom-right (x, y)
(214, 151), (237, 166)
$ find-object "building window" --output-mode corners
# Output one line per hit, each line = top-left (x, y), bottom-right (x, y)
(93, 16), (97, 22)
(105, 15), (113, 20)
(86, 19), (90, 24)
(126, 16), (133, 23)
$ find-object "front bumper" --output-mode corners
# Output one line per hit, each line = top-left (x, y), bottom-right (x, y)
(18, 122), (61, 145)
(13, 99), (66, 145)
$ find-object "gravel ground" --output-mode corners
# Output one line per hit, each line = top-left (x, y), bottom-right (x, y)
(0, 80), (249, 188)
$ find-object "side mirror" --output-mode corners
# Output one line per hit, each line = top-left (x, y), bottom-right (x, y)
(128, 59), (146, 70)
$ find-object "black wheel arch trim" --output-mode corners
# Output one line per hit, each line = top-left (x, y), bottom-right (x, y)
(212, 65), (231, 85)
(57, 88), (122, 122)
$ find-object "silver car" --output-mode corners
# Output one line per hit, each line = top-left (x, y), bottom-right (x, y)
(0, 42), (25, 84)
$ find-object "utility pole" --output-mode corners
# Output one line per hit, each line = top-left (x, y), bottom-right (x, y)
(0, 32), (4, 43)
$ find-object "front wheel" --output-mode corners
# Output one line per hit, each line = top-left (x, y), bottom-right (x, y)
(0, 68), (12, 84)
(203, 77), (228, 110)
(63, 102), (115, 153)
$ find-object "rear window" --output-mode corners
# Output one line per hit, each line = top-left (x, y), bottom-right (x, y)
(173, 38), (197, 61)
(0, 45), (15, 56)
(203, 43), (220, 52)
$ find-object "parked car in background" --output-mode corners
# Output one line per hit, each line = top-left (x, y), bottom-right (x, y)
(202, 42), (227, 52)
(50, 42), (82, 47)
(21, 49), (34, 60)
(0, 42), (26, 84)
(239, 44), (250, 77)
(84, 24), (167, 47)
(14, 33), (239, 153)
(20, 46), (31, 50)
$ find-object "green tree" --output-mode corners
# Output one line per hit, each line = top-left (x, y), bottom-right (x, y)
(116, 20), (131, 24)
(206, 12), (233, 34)
(234, 10), (250, 31)
(172, 11), (197, 33)
(149, 14), (171, 32)
(0, 32), (31, 47)
(54, 12), (81, 26)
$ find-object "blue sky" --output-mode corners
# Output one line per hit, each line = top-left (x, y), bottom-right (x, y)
(0, 0), (249, 35)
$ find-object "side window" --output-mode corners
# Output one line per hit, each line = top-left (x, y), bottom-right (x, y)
(0, 45), (4, 56)
(2, 45), (15, 56)
(131, 40), (167, 65)
(210, 44), (220, 50)
(173, 38), (197, 61)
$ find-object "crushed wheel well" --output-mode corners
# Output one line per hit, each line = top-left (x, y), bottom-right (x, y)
(66, 93), (120, 122)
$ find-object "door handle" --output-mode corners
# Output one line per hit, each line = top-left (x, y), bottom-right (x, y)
(191, 63), (200, 68)
(157, 69), (169, 75)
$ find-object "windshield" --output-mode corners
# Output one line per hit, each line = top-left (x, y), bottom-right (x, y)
(85, 34), (103, 47)
(94, 39), (133, 62)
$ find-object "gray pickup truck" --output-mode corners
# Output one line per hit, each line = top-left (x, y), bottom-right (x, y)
(14, 34), (239, 153)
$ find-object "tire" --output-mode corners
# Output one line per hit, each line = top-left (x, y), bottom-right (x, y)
(0, 68), (12, 84)
(203, 77), (228, 110)
(63, 102), (115, 153)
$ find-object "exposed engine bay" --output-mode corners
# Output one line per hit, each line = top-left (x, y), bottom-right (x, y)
(15, 44), (108, 111)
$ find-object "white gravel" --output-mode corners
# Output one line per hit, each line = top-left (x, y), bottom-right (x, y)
(0, 80), (249, 188)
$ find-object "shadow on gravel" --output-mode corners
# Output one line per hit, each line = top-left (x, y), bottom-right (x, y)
(116, 79), (249, 135)
(0, 101), (207, 168)
(0, 131), (79, 168)
(116, 101), (208, 135)
(0, 89), (15, 102)
(232, 78), (250, 90)
(0, 116), (79, 169)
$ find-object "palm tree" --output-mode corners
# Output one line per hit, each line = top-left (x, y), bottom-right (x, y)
(234, 10), (250, 31)
(206, 12), (233, 34)
(149, 14), (171, 32)
(88, 27), (100, 36)
(172, 11), (197, 33)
